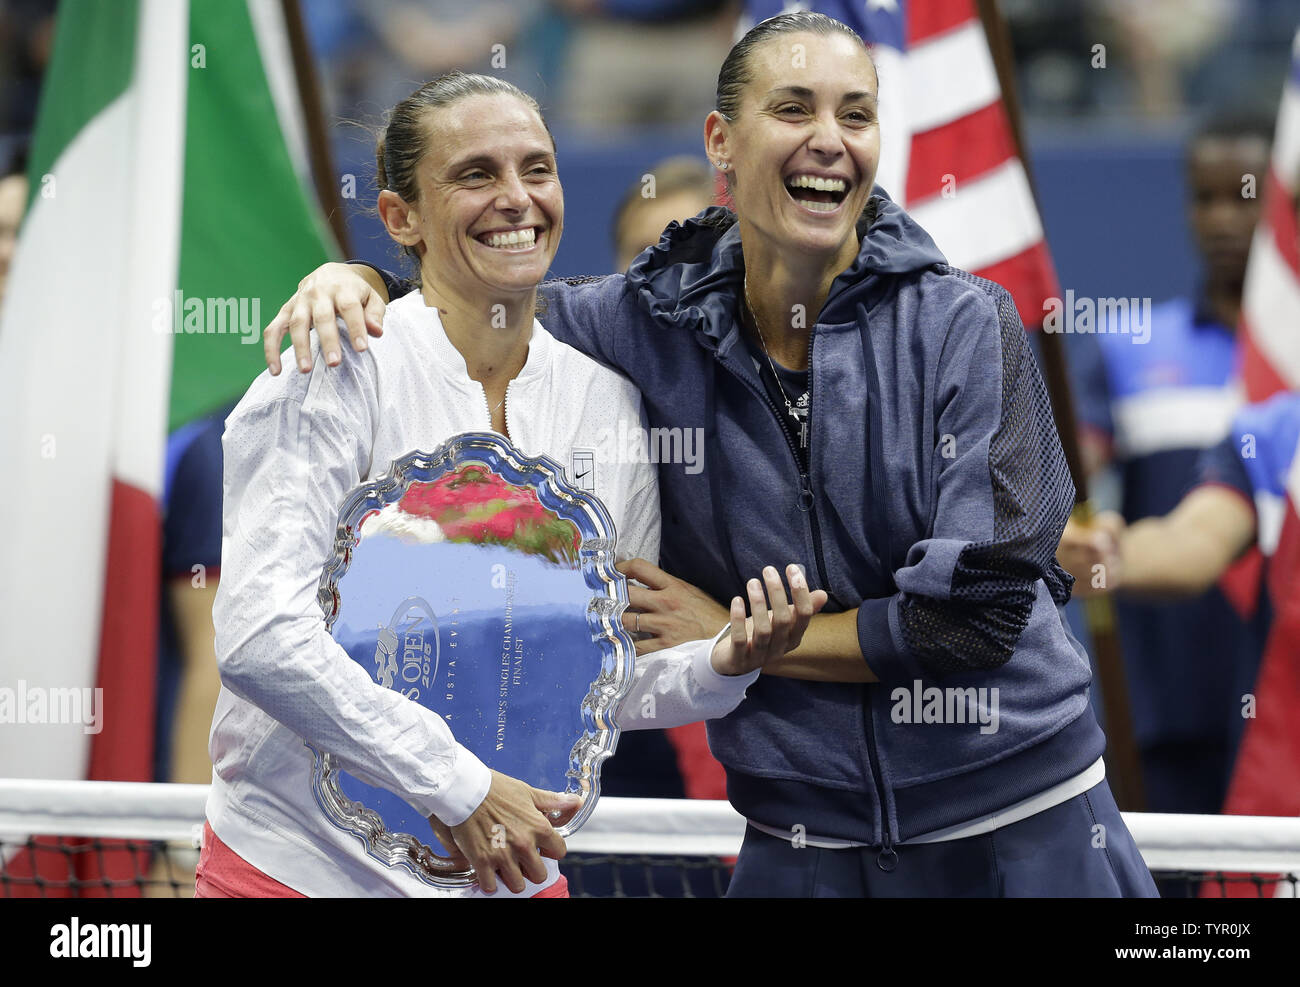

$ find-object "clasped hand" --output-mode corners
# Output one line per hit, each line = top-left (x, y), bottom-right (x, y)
(618, 558), (827, 674)
(430, 562), (825, 893)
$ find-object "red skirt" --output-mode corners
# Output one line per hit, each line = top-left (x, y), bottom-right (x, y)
(194, 821), (568, 898)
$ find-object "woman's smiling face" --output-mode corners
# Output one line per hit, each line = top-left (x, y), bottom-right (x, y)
(708, 31), (880, 259)
(398, 93), (563, 302)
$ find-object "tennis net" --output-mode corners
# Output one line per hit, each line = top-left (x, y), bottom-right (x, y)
(2, 780), (1297, 898)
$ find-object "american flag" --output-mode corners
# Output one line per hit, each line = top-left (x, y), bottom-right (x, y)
(1215, 30), (1300, 881)
(1239, 34), (1300, 404)
(743, 0), (1061, 329)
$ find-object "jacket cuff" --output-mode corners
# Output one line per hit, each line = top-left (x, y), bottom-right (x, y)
(857, 595), (915, 683)
(346, 258), (413, 303)
(408, 743), (492, 826)
(690, 623), (761, 694)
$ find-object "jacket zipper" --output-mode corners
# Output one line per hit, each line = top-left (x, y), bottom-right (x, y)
(798, 329), (840, 607)
(854, 305), (896, 864)
(745, 319), (896, 861)
(723, 326), (893, 853)
(863, 694), (896, 870)
(730, 331), (835, 598)
(481, 382), (511, 437)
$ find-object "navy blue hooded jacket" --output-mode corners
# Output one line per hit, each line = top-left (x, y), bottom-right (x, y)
(374, 191), (1105, 851)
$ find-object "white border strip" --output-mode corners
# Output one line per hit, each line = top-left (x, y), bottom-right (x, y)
(907, 158), (1043, 273)
(904, 19), (1000, 135)
(1243, 227), (1300, 390)
(3, 782), (1300, 876)
(115, 0), (188, 493)
(1270, 76), (1300, 189)
(1111, 387), (1239, 459)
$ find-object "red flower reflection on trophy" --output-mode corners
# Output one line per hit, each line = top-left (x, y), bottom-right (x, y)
(386, 465), (580, 563)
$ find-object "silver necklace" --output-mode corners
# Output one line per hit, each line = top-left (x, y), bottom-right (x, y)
(743, 276), (808, 444)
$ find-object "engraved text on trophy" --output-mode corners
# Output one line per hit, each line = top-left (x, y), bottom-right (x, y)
(373, 596), (440, 703)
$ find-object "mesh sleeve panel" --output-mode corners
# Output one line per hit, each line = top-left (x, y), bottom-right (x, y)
(344, 259), (417, 301)
(898, 269), (1076, 676)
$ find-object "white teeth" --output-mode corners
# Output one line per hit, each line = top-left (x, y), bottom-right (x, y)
(787, 174), (846, 193)
(801, 200), (838, 213)
(484, 228), (537, 248)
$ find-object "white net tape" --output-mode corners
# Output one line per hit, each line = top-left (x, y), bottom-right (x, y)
(2, 779), (1300, 880)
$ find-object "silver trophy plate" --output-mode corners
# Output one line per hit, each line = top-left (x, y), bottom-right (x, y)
(308, 432), (636, 888)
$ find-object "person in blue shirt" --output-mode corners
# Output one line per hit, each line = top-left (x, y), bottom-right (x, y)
(1061, 390), (1299, 771)
(143, 403), (233, 895)
(1063, 115), (1272, 817)
(155, 406), (232, 790)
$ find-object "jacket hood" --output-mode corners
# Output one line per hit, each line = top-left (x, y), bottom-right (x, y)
(624, 186), (948, 352)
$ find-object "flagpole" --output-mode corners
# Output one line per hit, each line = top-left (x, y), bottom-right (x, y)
(975, 0), (1147, 811)
(280, 0), (352, 256)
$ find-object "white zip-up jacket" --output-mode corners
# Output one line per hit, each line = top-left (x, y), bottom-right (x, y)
(207, 291), (755, 897)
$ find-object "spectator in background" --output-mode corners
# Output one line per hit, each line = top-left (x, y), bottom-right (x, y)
(1099, 0), (1233, 119)
(611, 155), (715, 271)
(1003, 0), (1104, 119)
(1060, 389), (1296, 715)
(554, 0), (739, 135)
(1063, 114), (1272, 818)
(601, 155), (726, 808)
(349, 1), (549, 115)
(304, 1), (554, 124)
(144, 402), (234, 897)
(1003, 0), (1293, 125)
(0, 0), (56, 135)
(0, 159), (27, 306)
(156, 405), (235, 789)
(1061, 181), (1300, 818)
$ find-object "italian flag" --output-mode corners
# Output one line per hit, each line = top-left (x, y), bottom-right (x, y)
(0, 0), (334, 890)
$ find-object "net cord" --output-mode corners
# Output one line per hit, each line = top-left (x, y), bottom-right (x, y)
(2, 780), (1300, 873)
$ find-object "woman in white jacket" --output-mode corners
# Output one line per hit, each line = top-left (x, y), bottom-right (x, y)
(200, 72), (824, 899)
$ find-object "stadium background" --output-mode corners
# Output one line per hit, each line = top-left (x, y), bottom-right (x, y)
(6, 2), (1294, 290)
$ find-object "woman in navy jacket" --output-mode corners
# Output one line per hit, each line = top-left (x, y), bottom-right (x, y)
(263, 12), (1156, 897)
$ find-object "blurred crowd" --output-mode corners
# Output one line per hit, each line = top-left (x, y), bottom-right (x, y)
(283, 0), (1300, 135)
(5, 1), (1298, 156)
(300, 0), (739, 137)
(3, 0), (1293, 284)
(1006, 0), (1297, 125)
